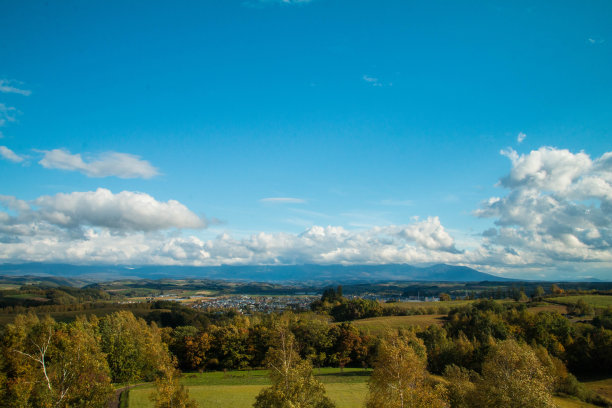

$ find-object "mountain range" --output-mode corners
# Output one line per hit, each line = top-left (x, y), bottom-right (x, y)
(0, 263), (513, 284)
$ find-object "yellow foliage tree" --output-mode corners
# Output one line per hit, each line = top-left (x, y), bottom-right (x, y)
(366, 331), (448, 408)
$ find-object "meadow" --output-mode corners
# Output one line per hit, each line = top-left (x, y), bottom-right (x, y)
(125, 368), (609, 408)
(352, 314), (446, 334)
(547, 295), (612, 310)
(127, 368), (370, 408)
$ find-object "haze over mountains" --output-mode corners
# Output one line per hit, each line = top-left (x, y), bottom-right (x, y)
(0, 263), (514, 283)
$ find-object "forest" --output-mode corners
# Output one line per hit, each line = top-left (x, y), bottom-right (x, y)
(0, 283), (611, 407)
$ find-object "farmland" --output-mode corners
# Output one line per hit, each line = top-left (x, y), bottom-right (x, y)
(547, 295), (612, 310)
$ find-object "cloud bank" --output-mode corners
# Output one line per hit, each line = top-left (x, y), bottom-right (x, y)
(1, 146), (612, 278)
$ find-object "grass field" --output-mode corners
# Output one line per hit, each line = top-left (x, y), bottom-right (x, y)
(527, 304), (568, 314)
(126, 368), (611, 408)
(584, 378), (612, 401)
(553, 396), (598, 407)
(353, 314), (446, 334)
(382, 299), (474, 311)
(128, 368), (369, 408)
(547, 295), (612, 310)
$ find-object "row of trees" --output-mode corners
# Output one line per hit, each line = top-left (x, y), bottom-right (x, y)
(0, 311), (197, 407)
(165, 314), (374, 372)
(255, 325), (563, 408)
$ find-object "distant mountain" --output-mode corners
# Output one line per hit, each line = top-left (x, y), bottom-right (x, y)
(0, 262), (513, 283)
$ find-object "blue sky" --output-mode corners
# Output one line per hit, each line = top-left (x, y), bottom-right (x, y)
(1, 0), (611, 279)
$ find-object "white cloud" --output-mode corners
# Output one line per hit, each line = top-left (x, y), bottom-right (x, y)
(517, 132), (526, 144)
(362, 75), (382, 87)
(0, 80), (31, 96)
(0, 195), (465, 265)
(475, 147), (612, 265)
(0, 146), (24, 163)
(588, 37), (605, 45)
(0, 103), (17, 128)
(260, 197), (306, 204)
(38, 149), (159, 179)
(1, 188), (206, 233)
(2, 146), (612, 278)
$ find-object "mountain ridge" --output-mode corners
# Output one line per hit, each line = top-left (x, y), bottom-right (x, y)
(0, 262), (515, 283)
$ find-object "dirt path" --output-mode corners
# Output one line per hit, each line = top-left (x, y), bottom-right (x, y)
(108, 384), (143, 408)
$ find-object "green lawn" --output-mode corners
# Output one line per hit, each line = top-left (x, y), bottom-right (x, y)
(547, 295), (612, 309)
(126, 368), (611, 408)
(128, 368), (369, 408)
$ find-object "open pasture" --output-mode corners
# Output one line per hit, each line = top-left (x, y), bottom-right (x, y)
(353, 314), (446, 334)
(382, 299), (473, 312)
(128, 368), (369, 408)
(547, 295), (612, 309)
(126, 368), (610, 408)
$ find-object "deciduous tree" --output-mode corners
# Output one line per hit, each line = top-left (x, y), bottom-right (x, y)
(366, 330), (448, 408)
(253, 325), (335, 408)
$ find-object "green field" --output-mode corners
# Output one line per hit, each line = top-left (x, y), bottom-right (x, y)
(584, 378), (612, 401)
(383, 299), (474, 311)
(553, 396), (598, 407)
(353, 314), (446, 334)
(128, 368), (369, 408)
(127, 368), (610, 408)
(547, 295), (612, 309)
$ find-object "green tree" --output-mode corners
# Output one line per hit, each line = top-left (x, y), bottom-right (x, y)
(366, 331), (448, 408)
(443, 365), (478, 408)
(1, 314), (113, 407)
(150, 363), (198, 408)
(534, 286), (545, 300)
(99, 311), (171, 383)
(474, 339), (555, 408)
(253, 325), (335, 408)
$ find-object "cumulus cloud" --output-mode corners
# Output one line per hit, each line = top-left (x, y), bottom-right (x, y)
(0, 79), (31, 96)
(0, 146), (24, 163)
(475, 147), (612, 265)
(0, 196), (464, 265)
(0, 188), (206, 233)
(38, 149), (159, 179)
(260, 197), (306, 204)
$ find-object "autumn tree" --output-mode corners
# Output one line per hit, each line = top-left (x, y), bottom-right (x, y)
(150, 362), (198, 408)
(99, 311), (171, 383)
(253, 325), (335, 408)
(442, 365), (478, 408)
(474, 339), (555, 408)
(0, 313), (113, 407)
(366, 330), (448, 408)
